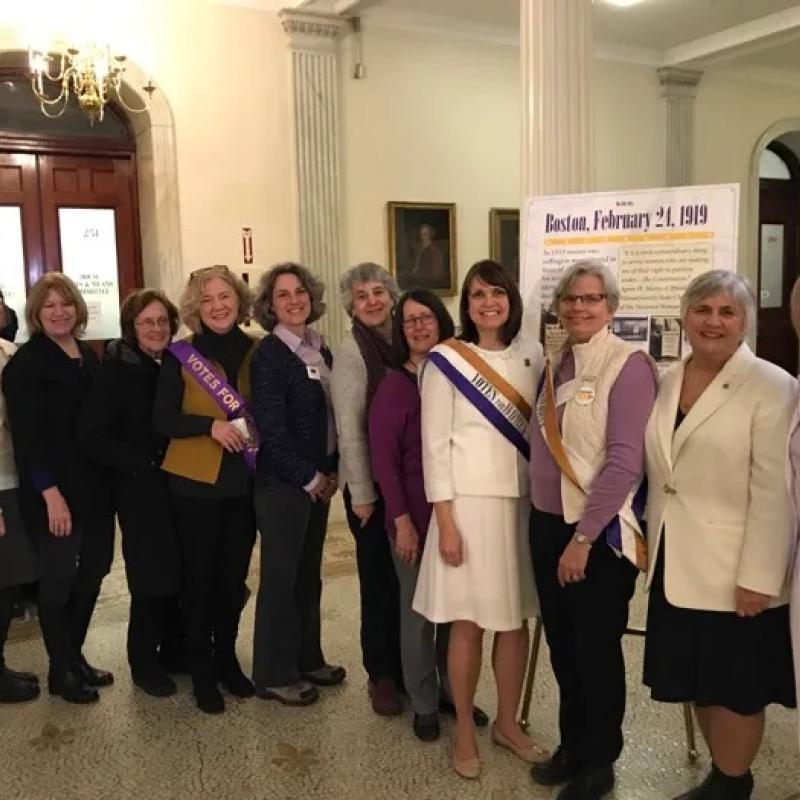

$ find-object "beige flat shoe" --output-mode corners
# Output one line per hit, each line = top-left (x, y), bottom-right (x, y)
(452, 750), (481, 780)
(491, 723), (549, 764)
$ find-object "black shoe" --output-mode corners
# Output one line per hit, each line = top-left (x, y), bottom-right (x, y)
(132, 666), (177, 698)
(301, 664), (346, 687)
(73, 654), (114, 688)
(0, 668), (40, 703)
(556, 765), (615, 800)
(217, 659), (255, 698)
(3, 666), (38, 684)
(48, 667), (99, 704)
(193, 678), (225, 714)
(413, 712), (440, 742)
(439, 696), (489, 728)
(531, 745), (582, 787)
(673, 766), (754, 800)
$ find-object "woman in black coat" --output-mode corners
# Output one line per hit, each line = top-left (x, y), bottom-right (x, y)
(1, 273), (115, 704)
(79, 289), (183, 697)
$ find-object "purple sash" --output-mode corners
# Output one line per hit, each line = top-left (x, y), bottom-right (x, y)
(169, 339), (259, 473)
(426, 350), (530, 461)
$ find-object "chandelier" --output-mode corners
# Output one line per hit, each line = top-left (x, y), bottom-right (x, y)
(28, 43), (156, 124)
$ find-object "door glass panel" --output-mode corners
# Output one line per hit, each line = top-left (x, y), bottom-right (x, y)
(0, 205), (29, 342)
(759, 149), (791, 180)
(58, 207), (121, 339)
(759, 223), (784, 310)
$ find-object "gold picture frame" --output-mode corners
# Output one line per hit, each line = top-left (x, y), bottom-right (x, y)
(387, 201), (457, 296)
(489, 207), (520, 283)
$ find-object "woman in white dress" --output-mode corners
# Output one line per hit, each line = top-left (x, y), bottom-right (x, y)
(414, 259), (547, 779)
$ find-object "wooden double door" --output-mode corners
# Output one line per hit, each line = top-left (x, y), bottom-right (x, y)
(0, 148), (141, 340)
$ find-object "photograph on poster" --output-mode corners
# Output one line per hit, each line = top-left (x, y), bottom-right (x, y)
(387, 202), (456, 294)
(648, 316), (683, 361)
(612, 316), (649, 343)
(489, 208), (520, 283)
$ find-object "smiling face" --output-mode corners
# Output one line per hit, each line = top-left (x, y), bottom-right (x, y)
(401, 298), (440, 359)
(557, 273), (614, 343)
(467, 277), (509, 337)
(684, 291), (746, 363)
(272, 272), (311, 330)
(351, 280), (392, 328)
(199, 276), (239, 334)
(39, 288), (78, 340)
(134, 300), (172, 356)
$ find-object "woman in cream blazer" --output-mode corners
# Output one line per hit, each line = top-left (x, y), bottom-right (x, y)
(644, 270), (796, 800)
(784, 276), (800, 754)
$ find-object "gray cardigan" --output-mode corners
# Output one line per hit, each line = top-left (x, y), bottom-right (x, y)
(330, 333), (377, 506)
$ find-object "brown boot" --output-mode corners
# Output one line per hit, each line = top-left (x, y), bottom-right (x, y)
(368, 678), (403, 716)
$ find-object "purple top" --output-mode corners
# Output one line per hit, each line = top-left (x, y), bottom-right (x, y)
(529, 349), (656, 540)
(368, 368), (431, 543)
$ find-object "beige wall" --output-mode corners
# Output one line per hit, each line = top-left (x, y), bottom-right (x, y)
(694, 69), (800, 285)
(340, 25), (521, 314)
(151, 3), (294, 279)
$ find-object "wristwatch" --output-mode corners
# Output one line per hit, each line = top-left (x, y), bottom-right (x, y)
(573, 532), (592, 547)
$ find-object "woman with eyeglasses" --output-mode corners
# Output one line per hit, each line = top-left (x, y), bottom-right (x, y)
(153, 265), (258, 714)
(79, 289), (184, 698)
(528, 261), (657, 800)
(369, 289), (490, 742)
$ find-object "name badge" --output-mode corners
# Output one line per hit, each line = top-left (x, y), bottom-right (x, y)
(306, 366), (321, 381)
(574, 376), (596, 406)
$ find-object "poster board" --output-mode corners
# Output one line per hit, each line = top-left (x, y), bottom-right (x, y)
(521, 184), (740, 362)
(59, 207), (121, 340)
(0, 206), (28, 342)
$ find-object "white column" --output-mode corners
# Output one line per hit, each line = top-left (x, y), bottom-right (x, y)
(657, 67), (702, 187)
(521, 0), (592, 199)
(280, 10), (348, 342)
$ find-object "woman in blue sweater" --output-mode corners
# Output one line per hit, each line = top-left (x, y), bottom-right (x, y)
(250, 262), (344, 706)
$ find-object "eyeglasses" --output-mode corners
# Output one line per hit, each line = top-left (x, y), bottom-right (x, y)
(559, 293), (607, 306)
(190, 265), (232, 279)
(402, 312), (436, 329)
(135, 317), (171, 329)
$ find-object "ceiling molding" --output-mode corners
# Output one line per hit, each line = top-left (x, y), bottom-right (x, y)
(664, 6), (800, 66)
(593, 42), (662, 66)
(714, 65), (800, 89)
(359, 7), (518, 47)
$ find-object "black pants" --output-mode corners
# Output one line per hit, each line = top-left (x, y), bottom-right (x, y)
(127, 594), (182, 674)
(0, 585), (21, 667)
(529, 507), (638, 767)
(344, 488), (402, 685)
(35, 509), (115, 675)
(252, 480), (328, 687)
(171, 493), (255, 669)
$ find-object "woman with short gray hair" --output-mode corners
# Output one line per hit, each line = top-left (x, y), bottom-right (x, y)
(529, 259), (657, 797)
(330, 262), (405, 716)
(645, 269), (796, 799)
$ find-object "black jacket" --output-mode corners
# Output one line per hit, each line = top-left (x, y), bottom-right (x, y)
(78, 338), (179, 596)
(0, 307), (18, 343)
(250, 333), (338, 489)
(1, 332), (104, 519)
(78, 338), (165, 476)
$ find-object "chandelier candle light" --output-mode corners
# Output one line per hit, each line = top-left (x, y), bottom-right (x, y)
(29, 42), (156, 124)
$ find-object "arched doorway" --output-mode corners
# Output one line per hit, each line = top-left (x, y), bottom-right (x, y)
(756, 138), (800, 373)
(0, 71), (142, 342)
(0, 45), (183, 341)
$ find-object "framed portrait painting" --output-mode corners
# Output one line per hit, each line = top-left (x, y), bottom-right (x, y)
(387, 202), (457, 295)
(489, 208), (520, 283)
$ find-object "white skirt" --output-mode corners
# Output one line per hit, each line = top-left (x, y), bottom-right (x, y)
(412, 495), (538, 631)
